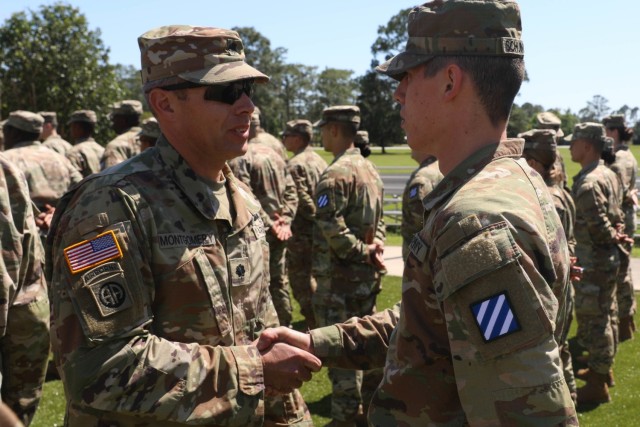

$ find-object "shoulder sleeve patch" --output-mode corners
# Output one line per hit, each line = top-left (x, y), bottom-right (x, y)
(64, 230), (123, 274)
(316, 188), (334, 212)
(409, 184), (421, 199)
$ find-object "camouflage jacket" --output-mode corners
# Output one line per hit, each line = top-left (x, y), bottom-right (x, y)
(312, 148), (385, 286)
(401, 156), (442, 260)
(610, 146), (637, 233)
(67, 137), (106, 178)
(3, 140), (82, 210)
(0, 153), (50, 424)
(101, 126), (142, 170)
(572, 159), (624, 257)
(45, 136), (307, 426)
(251, 131), (287, 162)
(547, 183), (577, 257)
(228, 142), (298, 229)
(311, 140), (576, 425)
(42, 134), (73, 156)
(287, 146), (327, 236)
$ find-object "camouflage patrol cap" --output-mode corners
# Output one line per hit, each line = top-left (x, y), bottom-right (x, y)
(38, 111), (58, 126)
(355, 130), (369, 145)
(536, 111), (563, 138)
(138, 25), (269, 91)
(602, 114), (626, 128)
(111, 100), (143, 117)
(377, 0), (524, 80)
(6, 110), (44, 134)
(519, 128), (557, 167)
(67, 110), (98, 124)
(283, 119), (313, 140)
(566, 122), (606, 147)
(314, 105), (361, 128)
(139, 118), (161, 139)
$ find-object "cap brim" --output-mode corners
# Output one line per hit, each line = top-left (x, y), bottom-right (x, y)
(564, 134), (573, 143)
(179, 61), (269, 85)
(376, 51), (434, 81)
(556, 128), (565, 138)
(313, 119), (327, 128)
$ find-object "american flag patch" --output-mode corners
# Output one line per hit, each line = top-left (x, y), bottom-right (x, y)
(470, 292), (520, 342)
(64, 230), (123, 274)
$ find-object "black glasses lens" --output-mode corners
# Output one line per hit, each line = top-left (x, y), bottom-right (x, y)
(204, 80), (255, 105)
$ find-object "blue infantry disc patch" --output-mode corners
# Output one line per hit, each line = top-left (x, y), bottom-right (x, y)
(470, 292), (520, 342)
(317, 192), (329, 208)
(409, 185), (419, 199)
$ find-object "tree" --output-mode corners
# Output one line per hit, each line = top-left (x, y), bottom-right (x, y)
(307, 68), (358, 122)
(578, 95), (610, 122)
(371, 8), (412, 62)
(0, 3), (127, 142)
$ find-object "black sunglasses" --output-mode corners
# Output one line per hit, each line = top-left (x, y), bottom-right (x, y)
(161, 79), (255, 105)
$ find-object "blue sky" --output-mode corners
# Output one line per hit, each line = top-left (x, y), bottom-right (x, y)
(2, 1), (639, 114)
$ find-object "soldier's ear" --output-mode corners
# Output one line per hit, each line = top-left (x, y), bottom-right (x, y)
(148, 88), (174, 118)
(442, 64), (463, 102)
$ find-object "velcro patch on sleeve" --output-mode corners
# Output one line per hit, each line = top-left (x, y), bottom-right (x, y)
(64, 230), (123, 274)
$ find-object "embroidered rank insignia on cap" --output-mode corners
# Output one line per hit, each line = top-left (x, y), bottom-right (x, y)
(64, 230), (123, 274)
(470, 292), (520, 342)
(409, 184), (420, 199)
(317, 192), (330, 208)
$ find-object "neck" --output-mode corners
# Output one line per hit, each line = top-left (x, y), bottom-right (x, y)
(164, 129), (227, 182)
(580, 153), (600, 169)
(331, 139), (354, 158)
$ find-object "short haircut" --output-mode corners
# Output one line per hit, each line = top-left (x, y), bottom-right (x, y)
(424, 56), (525, 127)
(331, 121), (358, 139)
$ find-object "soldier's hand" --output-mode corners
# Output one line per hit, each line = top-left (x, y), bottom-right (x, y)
(569, 257), (582, 282)
(259, 341), (321, 395)
(256, 327), (314, 354)
(367, 243), (386, 270)
(35, 204), (55, 232)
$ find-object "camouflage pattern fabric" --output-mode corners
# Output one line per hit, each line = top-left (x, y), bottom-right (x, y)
(572, 159), (624, 375)
(101, 126), (142, 170)
(45, 136), (311, 426)
(313, 140), (577, 425)
(67, 137), (105, 178)
(400, 156), (442, 261)
(3, 139), (82, 210)
(0, 153), (50, 426)
(229, 142), (298, 326)
(286, 146), (327, 327)
(312, 147), (385, 422)
(251, 130), (287, 162)
(41, 134), (73, 156)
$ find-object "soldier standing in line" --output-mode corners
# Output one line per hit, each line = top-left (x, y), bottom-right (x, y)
(138, 117), (161, 151)
(46, 25), (319, 426)
(38, 111), (73, 156)
(66, 110), (105, 177)
(537, 111), (570, 188)
(0, 153), (50, 426)
(249, 107), (288, 162)
(282, 119), (328, 329)
(101, 100), (143, 169)
(400, 149), (442, 261)
(258, 1), (578, 424)
(603, 114), (637, 341)
(312, 105), (385, 427)
(569, 122), (631, 404)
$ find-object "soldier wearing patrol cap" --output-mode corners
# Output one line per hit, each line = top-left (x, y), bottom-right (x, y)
(569, 122), (631, 404)
(312, 105), (386, 426)
(282, 119), (328, 329)
(536, 111), (569, 188)
(66, 110), (105, 177)
(258, 1), (578, 424)
(138, 117), (161, 151)
(249, 106), (288, 161)
(101, 100), (144, 169)
(603, 114), (638, 341)
(38, 111), (73, 156)
(46, 25), (319, 426)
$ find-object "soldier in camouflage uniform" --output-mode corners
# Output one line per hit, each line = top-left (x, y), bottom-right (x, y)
(312, 105), (385, 426)
(101, 100), (143, 169)
(401, 149), (442, 261)
(228, 133), (299, 327)
(260, 2), (578, 424)
(0, 153), (50, 426)
(249, 107), (288, 162)
(138, 117), (161, 151)
(520, 128), (579, 404)
(38, 111), (73, 156)
(282, 119), (327, 329)
(569, 122), (631, 404)
(603, 114), (637, 341)
(45, 25), (319, 426)
(66, 110), (106, 177)
(2, 111), (82, 211)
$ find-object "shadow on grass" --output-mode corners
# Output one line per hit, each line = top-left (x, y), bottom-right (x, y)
(305, 393), (332, 419)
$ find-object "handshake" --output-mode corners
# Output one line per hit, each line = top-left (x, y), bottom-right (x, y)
(255, 327), (320, 396)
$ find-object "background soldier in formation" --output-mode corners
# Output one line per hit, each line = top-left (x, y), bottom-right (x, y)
(400, 148), (442, 261)
(0, 152), (50, 426)
(38, 111), (73, 156)
(66, 110), (105, 177)
(250, 106), (288, 161)
(138, 117), (161, 151)
(101, 100), (143, 169)
(312, 105), (385, 427)
(282, 119), (328, 329)
(603, 114), (638, 341)
(569, 122), (631, 404)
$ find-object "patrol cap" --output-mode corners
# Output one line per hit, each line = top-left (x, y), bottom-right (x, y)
(38, 111), (58, 126)
(67, 110), (98, 124)
(355, 130), (369, 145)
(111, 100), (143, 117)
(536, 111), (563, 138)
(6, 110), (44, 134)
(377, 0), (524, 80)
(314, 105), (361, 128)
(602, 114), (626, 128)
(519, 128), (557, 167)
(139, 117), (161, 139)
(282, 119), (313, 140)
(138, 25), (269, 90)
(251, 106), (261, 126)
(566, 122), (606, 147)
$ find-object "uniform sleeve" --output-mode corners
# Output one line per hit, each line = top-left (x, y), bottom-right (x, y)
(288, 163), (315, 222)
(574, 183), (618, 246)
(281, 168), (298, 224)
(101, 143), (128, 170)
(46, 184), (265, 425)
(310, 303), (400, 370)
